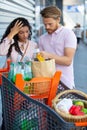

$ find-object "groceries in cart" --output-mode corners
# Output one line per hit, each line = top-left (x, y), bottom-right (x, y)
(55, 98), (87, 116)
(33, 48), (45, 62)
(55, 98), (73, 113)
(8, 62), (32, 83)
(8, 47), (56, 83)
(13, 109), (38, 130)
(52, 89), (87, 123)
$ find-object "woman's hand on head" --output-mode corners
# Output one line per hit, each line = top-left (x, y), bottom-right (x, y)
(11, 20), (23, 35)
(7, 20), (23, 40)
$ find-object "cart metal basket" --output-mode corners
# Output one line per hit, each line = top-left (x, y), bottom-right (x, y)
(1, 75), (87, 130)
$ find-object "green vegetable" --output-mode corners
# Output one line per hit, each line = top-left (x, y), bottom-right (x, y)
(82, 108), (87, 114)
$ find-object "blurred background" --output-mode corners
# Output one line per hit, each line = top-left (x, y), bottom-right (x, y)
(0, 0), (87, 42)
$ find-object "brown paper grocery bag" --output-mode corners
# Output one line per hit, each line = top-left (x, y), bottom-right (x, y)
(31, 59), (56, 77)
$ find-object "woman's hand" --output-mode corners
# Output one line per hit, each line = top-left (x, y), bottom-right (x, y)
(7, 20), (23, 40)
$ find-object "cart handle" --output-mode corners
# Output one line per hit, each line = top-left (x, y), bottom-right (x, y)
(75, 122), (87, 127)
(0, 59), (11, 72)
(0, 59), (11, 86)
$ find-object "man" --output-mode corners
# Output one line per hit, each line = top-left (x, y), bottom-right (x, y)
(73, 23), (82, 49)
(38, 6), (77, 89)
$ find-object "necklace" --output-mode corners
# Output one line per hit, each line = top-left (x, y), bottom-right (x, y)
(21, 44), (24, 51)
(20, 41), (29, 62)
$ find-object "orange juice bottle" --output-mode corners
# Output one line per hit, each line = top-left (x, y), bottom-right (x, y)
(33, 48), (45, 61)
(36, 53), (45, 62)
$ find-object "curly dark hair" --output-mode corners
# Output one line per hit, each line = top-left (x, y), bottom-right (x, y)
(0, 17), (32, 57)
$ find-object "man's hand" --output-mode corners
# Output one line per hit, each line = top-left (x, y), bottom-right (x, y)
(40, 51), (51, 59)
(40, 47), (76, 66)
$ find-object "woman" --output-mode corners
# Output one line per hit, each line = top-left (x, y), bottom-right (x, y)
(0, 17), (37, 62)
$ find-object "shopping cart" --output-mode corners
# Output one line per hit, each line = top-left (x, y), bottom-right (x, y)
(1, 75), (87, 130)
(0, 59), (10, 86)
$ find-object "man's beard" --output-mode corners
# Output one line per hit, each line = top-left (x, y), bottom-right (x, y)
(46, 29), (53, 34)
(46, 26), (58, 34)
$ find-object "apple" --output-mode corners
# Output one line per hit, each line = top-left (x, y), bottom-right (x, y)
(73, 100), (84, 107)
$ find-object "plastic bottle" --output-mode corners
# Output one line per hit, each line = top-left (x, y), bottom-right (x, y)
(24, 62), (33, 81)
(8, 62), (14, 81)
(33, 48), (40, 61)
(33, 48), (44, 61)
(36, 53), (45, 61)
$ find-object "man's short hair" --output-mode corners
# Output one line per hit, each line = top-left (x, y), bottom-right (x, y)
(40, 6), (61, 19)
